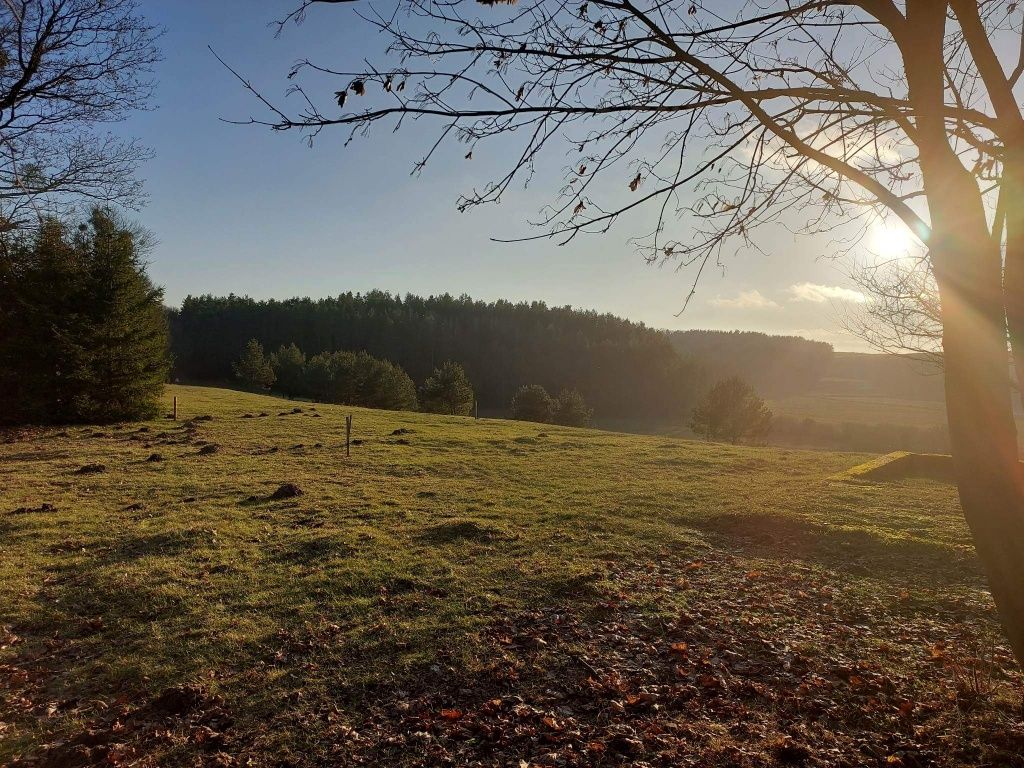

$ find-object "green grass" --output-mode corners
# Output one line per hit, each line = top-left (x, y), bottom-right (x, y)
(1, 384), (1017, 766)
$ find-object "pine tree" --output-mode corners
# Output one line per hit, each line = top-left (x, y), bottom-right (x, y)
(0, 210), (169, 424)
(511, 384), (553, 423)
(690, 377), (773, 444)
(551, 388), (592, 427)
(73, 210), (170, 421)
(233, 339), (276, 390)
(270, 343), (306, 398)
(421, 361), (474, 415)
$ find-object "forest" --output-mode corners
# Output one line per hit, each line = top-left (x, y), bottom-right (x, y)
(168, 292), (707, 422)
(167, 292), (842, 423)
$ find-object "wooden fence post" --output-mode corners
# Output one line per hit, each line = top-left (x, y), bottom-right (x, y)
(173, 396), (177, 421)
(345, 414), (352, 457)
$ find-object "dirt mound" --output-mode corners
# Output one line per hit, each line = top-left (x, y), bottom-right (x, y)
(197, 444), (219, 456)
(10, 503), (55, 515)
(75, 463), (106, 474)
(146, 453), (163, 462)
(270, 483), (303, 500)
(150, 684), (217, 716)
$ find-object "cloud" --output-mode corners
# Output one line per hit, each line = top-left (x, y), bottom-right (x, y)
(788, 282), (866, 304)
(709, 289), (780, 310)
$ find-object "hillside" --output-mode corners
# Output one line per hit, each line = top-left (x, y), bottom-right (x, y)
(2, 386), (1021, 766)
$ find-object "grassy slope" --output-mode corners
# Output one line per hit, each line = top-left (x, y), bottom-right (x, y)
(1, 385), (1019, 766)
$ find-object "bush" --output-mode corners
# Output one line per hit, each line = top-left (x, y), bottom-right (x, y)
(0, 209), (169, 424)
(421, 361), (474, 415)
(551, 388), (593, 427)
(233, 339), (275, 391)
(690, 377), (772, 443)
(511, 384), (553, 423)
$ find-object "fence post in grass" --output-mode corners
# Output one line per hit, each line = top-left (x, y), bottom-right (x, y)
(345, 414), (352, 457)
(173, 396), (177, 421)
(474, 399), (479, 419)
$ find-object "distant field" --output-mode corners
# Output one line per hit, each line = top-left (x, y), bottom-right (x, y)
(2, 385), (1021, 766)
(769, 393), (950, 429)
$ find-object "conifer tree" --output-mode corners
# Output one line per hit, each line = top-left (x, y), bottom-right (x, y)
(510, 384), (553, 423)
(0, 209), (168, 424)
(421, 361), (474, 416)
(551, 389), (593, 427)
(270, 343), (306, 398)
(233, 339), (276, 390)
(690, 378), (773, 444)
(73, 209), (170, 421)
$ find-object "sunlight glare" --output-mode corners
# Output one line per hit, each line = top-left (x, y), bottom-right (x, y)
(870, 220), (916, 259)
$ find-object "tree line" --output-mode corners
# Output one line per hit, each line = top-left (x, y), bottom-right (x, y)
(235, 340), (477, 416)
(168, 292), (708, 424)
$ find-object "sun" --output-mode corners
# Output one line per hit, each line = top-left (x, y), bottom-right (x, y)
(869, 219), (918, 259)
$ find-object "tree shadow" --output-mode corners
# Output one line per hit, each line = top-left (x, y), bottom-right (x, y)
(692, 511), (981, 587)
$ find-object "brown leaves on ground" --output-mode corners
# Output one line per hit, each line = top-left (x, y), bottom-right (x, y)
(332, 554), (1024, 767)
(4, 554), (1023, 767)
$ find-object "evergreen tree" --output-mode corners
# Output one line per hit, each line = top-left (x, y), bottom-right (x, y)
(0, 220), (87, 423)
(270, 343), (306, 398)
(233, 339), (275, 390)
(690, 377), (773, 444)
(73, 210), (170, 421)
(551, 388), (592, 427)
(511, 384), (553, 423)
(0, 210), (168, 424)
(421, 361), (474, 416)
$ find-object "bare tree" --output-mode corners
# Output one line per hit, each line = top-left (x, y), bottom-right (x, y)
(241, 0), (1024, 664)
(843, 256), (944, 365)
(0, 0), (160, 230)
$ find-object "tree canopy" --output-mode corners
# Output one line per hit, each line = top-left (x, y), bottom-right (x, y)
(0, 1), (160, 230)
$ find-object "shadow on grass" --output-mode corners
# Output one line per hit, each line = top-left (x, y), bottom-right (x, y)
(419, 520), (506, 544)
(693, 511), (981, 587)
(270, 534), (355, 564)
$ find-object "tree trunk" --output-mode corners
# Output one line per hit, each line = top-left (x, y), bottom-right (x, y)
(931, 208), (1024, 666)
(904, 0), (1024, 666)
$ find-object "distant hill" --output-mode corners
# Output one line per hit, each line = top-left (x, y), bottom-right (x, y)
(669, 330), (947, 403)
(668, 330), (833, 398)
(817, 352), (945, 401)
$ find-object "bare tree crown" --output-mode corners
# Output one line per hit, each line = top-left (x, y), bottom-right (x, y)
(244, 3), (1009, 287)
(0, 0), (160, 229)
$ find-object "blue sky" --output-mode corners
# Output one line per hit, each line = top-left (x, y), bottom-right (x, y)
(125, 0), (889, 350)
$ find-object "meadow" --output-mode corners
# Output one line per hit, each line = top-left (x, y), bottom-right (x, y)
(2, 385), (1022, 766)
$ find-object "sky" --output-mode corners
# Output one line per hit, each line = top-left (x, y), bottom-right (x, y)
(124, 0), (912, 351)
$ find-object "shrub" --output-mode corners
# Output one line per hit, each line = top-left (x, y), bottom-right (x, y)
(690, 377), (772, 443)
(421, 361), (474, 415)
(551, 388), (593, 427)
(233, 339), (275, 390)
(511, 384), (554, 423)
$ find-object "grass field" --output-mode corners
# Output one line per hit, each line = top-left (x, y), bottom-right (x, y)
(768, 394), (951, 429)
(2, 385), (1022, 766)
